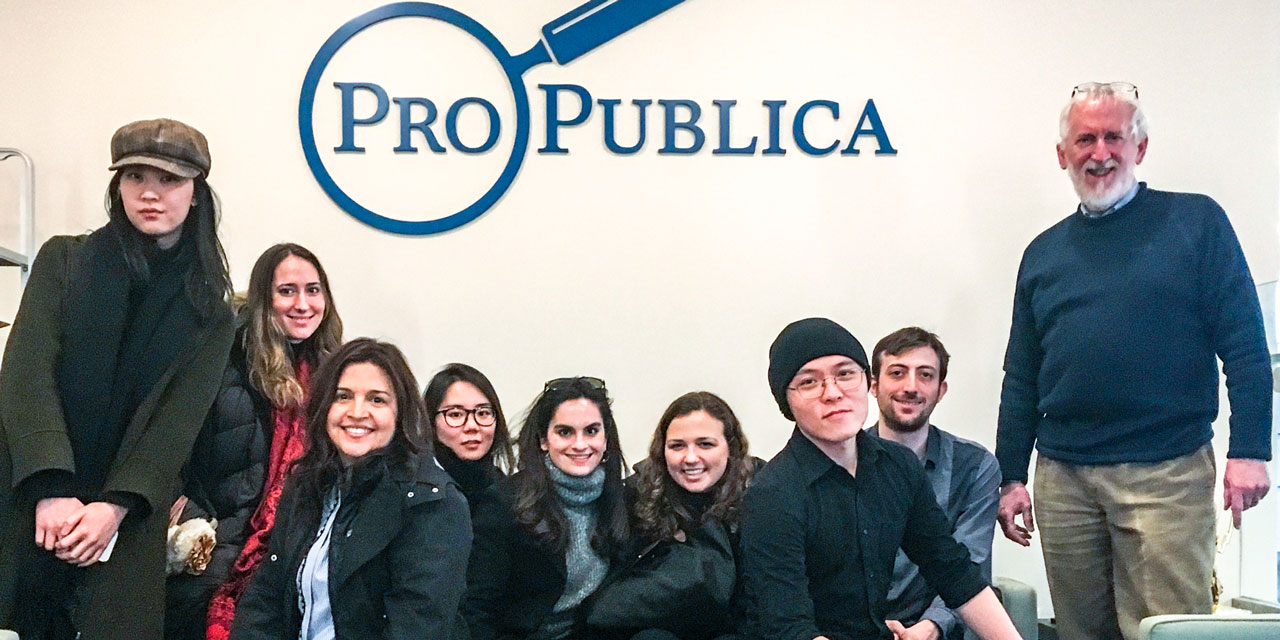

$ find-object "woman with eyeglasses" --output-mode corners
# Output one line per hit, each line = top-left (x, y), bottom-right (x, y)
(0, 118), (234, 640)
(229, 338), (471, 639)
(422, 364), (514, 514)
(587, 392), (757, 640)
(464, 377), (630, 640)
(164, 244), (342, 640)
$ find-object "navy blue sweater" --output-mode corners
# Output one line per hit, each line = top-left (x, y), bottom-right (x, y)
(996, 183), (1272, 484)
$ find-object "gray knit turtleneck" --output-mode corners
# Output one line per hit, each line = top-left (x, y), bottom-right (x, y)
(537, 456), (609, 640)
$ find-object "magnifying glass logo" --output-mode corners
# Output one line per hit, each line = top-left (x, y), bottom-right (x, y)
(299, 0), (689, 236)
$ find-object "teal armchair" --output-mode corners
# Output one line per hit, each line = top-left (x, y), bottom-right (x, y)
(1139, 614), (1280, 639)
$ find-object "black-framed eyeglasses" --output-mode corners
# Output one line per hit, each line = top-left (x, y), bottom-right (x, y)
(787, 366), (865, 400)
(436, 406), (497, 428)
(1071, 81), (1138, 100)
(543, 376), (607, 393)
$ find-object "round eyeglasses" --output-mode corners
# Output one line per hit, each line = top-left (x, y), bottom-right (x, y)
(787, 367), (865, 399)
(437, 405), (497, 428)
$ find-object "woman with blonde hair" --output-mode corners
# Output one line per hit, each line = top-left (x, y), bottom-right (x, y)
(164, 243), (342, 639)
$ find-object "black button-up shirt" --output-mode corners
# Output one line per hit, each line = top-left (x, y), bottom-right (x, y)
(741, 428), (987, 640)
(869, 424), (1001, 640)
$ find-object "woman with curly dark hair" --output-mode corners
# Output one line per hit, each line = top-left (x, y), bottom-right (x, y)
(464, 376), (629, 640)
(587, 391), (758, 640)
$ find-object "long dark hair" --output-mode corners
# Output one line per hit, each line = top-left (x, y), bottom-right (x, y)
(632, 391), (754, 542)
(243, 243), (344, 408)
(285, 338), (430, 516)
(512, 377), (629, 555)
(422, 363), (515, 472)
(105, 172), (232, 319)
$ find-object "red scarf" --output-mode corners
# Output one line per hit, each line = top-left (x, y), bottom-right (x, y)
(206, 360), (311, 640)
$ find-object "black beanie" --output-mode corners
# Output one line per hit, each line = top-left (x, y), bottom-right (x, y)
(767, 317), (869, 420)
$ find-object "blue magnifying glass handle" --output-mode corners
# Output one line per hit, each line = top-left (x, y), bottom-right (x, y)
(510, 0), (687, 72)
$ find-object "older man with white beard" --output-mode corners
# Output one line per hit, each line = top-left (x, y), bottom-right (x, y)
(995, 82), (1273, 640)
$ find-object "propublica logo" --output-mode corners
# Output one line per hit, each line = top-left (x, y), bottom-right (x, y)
(299, 1), (897, 235)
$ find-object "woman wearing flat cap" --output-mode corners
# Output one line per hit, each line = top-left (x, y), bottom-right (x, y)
(0, 118), (235, 640)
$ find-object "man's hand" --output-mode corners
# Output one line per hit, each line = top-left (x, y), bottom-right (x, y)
(1223, 458), (1270, 528)
(885, 619), (941, 640)
(35, 497), (85, 551)
(54, 502), (127, 567)
(997, 482), (1034, 546)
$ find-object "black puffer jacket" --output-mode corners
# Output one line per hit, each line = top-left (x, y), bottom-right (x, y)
(587, 518), (738, 640)
(581, 459), (768, 640)
(165, 325), (272, 639)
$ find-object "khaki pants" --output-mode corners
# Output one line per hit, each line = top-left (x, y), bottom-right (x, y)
(1034, 445), (1215, 640)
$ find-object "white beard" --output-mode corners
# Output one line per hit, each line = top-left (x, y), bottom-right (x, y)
(1069, 159), (1136, 212)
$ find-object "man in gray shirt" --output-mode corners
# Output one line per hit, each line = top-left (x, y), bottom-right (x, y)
(866, 327), (1000, 640)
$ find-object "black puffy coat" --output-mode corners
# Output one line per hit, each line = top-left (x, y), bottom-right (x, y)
(229, 455), (472, 639)
(165, 326), (272, 639)
(586, 519), (739, 640)
(580, 460), (767, 640)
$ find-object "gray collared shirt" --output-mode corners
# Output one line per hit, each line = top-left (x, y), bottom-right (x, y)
(1078, 181), (1140, 218)
(866, 424), (1000, 639)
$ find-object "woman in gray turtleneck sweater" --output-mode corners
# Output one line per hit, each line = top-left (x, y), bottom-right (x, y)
(463, 377), (630, 640)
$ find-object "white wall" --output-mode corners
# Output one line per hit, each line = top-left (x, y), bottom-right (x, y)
(1, 0), (1278, 615)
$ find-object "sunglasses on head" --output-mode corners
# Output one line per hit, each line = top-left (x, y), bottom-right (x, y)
(543, 376), (607, 393)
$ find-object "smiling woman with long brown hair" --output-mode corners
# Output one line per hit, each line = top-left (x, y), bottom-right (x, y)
(164, 243), (343, 640)
(229, 338), (470, 639)
(464, 376), (630, 640)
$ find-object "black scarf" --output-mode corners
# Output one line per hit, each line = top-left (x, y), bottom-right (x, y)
(55, 221), (202, 495)
(435, 444), (497, 502)
(674, 484), (716, 524)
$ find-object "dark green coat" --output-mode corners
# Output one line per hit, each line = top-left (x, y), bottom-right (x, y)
(0, 235), (234, 638)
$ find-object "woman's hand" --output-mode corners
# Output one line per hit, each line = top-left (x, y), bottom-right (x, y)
(54, 502), (127, 566)
(35, 497), (85, 551)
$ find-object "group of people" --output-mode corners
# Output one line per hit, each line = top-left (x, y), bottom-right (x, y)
(0, 81), (1273, 640)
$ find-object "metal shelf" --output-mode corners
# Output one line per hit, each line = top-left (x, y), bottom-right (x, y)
(0, 147), (33, 286)
(0, 245), (27, 269)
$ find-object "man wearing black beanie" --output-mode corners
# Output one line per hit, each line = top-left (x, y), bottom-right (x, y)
(741, 318), (1019, 640)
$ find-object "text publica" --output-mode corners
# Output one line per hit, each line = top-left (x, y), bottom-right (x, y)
(333, 82), (898, 156)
